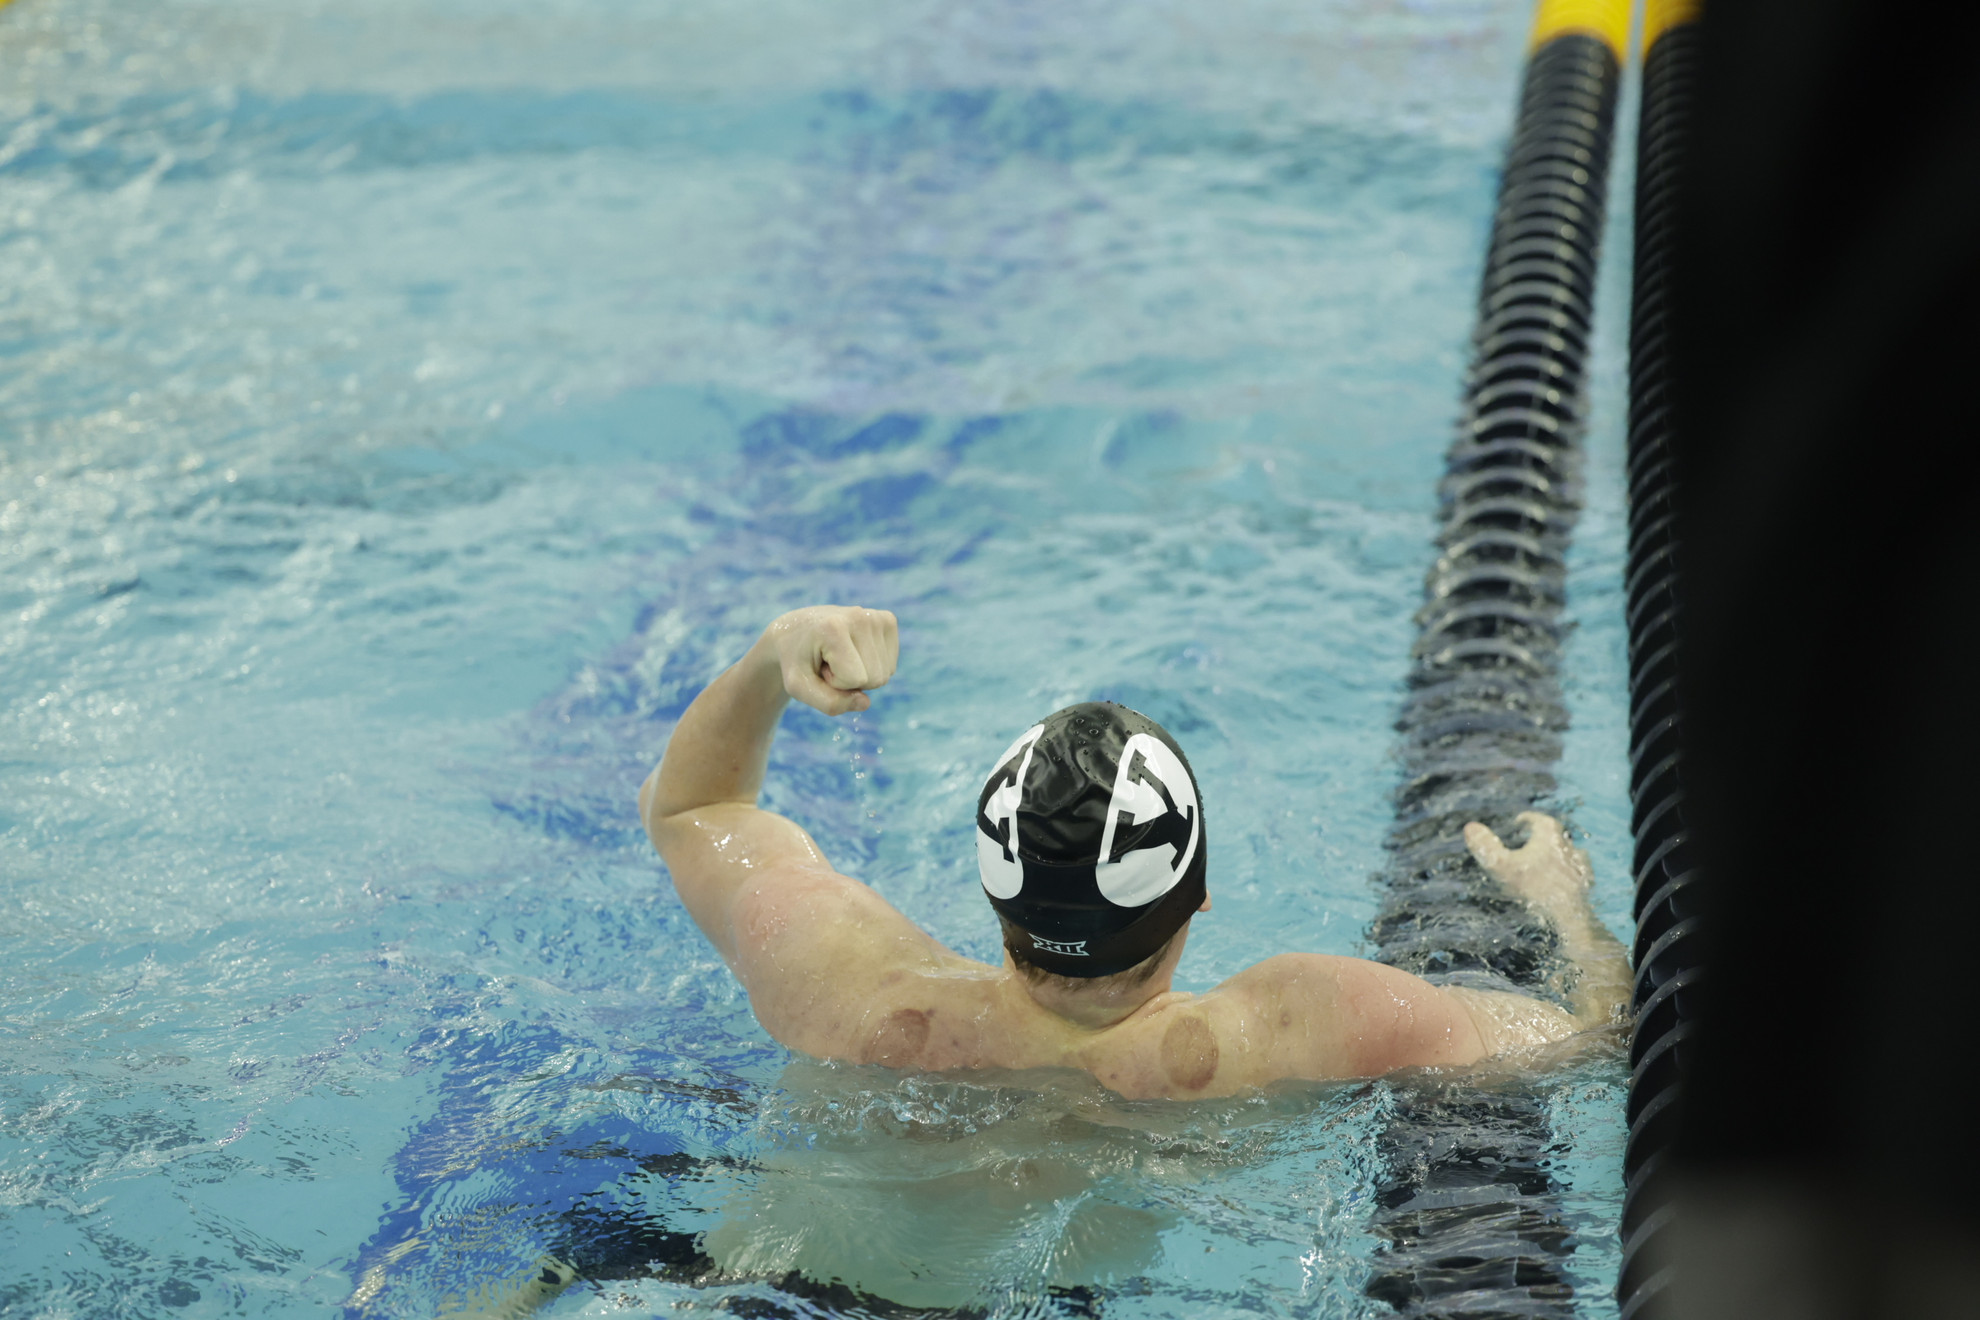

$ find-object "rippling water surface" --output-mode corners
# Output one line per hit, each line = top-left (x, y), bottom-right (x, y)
(0, 1), (1636, 1315)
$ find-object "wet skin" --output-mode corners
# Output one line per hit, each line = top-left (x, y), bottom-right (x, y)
(642, 606), (1630, 1101)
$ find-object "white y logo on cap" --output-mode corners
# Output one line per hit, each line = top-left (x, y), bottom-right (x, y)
(1095, 734), (1199, 907)
(976, 724), (1044, 900)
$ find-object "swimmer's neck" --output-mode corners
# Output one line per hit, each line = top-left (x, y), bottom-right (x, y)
(1003, 948), (1189, 1032)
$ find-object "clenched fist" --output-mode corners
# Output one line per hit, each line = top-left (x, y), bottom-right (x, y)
(763, 606), (899, 716)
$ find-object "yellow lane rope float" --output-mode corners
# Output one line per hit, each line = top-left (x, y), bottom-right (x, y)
(1529, 0), (1634, 59)
(1642, 0), (1704, 55)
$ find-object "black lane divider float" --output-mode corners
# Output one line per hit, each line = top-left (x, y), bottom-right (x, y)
(1616, 3), (1703, 1317)
(1362, 2), (1626, 1313)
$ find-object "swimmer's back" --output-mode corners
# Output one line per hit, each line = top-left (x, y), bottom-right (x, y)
(716, 854), (1491, 1100)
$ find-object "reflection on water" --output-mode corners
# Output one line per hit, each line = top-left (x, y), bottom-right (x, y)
(360, 1058), (1400, 1317)
(698, 1061), (1377, 1308)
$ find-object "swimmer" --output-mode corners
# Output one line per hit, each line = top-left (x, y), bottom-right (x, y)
(639, 605), (1630, 1100)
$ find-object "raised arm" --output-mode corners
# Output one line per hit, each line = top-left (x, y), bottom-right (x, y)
(638, 606), (898, 959)
(643, 605), (896, 818)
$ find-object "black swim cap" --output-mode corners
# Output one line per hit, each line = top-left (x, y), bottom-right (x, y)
(976, 702), (1207, 978)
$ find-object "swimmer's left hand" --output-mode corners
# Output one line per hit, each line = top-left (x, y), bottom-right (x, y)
(763, 605), (899, 716)
(1462, 811), (1629, 1033)
(1463, 812), (1593, 912)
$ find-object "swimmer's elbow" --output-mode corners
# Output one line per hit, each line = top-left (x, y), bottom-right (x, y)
(639, 766), (719, 850)
(638, 768), (660, 842)
(1444, 987), (1579, 1058)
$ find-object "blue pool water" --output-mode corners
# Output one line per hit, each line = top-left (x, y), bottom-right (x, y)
(0, 0), (1638, 1314)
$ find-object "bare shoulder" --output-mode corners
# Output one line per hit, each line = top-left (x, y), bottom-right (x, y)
(1084, 953), (1491, 1099)
(725, 861), (997, 1061)
(1065, 958), (1334, 1101)
(649, 802), (1025, 1070)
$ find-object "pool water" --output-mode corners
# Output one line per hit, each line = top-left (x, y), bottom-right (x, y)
(0, 0), (1638, 1315)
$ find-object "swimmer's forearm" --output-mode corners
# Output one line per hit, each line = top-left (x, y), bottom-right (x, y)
(1550, 904), (1630, 1031)
(644, 633), (788, 821)
(1464, 815), (1630, 1034)
(643, 607), (896, 828)
(1516, 874), (1629, 1030)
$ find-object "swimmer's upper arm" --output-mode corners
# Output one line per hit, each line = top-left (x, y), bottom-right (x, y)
(1240, 953), (1493, 1079)
(727, 870), (955, 1060)
(639, 782), (832, 962)
(641, 776), (942, 1053)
